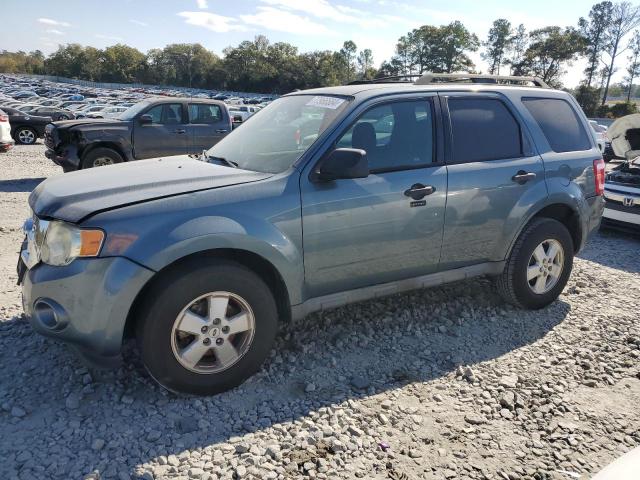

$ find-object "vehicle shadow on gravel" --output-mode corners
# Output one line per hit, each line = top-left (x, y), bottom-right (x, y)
(0, 277), (571, 479)
(0, 178), (46, 193)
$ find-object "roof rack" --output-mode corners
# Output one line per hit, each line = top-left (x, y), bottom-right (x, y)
(348, 75), (422, 85)
(414, 73), (550, 88)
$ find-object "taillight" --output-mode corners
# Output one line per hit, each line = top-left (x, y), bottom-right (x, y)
(0, 114), (8, 122)
(593, 158), (605, 195)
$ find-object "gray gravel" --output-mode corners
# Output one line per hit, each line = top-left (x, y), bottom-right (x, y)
(1, 144), (639, 480)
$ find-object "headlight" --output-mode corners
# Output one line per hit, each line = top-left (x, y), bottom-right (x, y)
(40, 221), (104, 266)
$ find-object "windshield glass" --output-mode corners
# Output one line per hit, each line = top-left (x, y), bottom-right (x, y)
(206, 94), (351, 173)
(118, 100), (152, 120)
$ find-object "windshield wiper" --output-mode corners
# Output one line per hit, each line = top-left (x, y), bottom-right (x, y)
(202, 150), (238, 168)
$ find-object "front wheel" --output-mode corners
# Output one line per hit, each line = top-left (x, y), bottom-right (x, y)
(496, 218), (574, 309)
(136, 259), (278, 395)
(81, 147), (123, 169)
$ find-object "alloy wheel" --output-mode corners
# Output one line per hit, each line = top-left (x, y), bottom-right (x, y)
(170, 291), (255, 374)
(18, 129), (35, 144)
(526, 239), (564, 295)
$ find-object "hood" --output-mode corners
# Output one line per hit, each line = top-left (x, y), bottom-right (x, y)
(608, 113), (640, 158)
(52, 118), (124, 129)
(29, 156), (272, 223)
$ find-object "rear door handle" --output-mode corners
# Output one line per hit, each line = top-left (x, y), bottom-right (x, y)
(174, 129), (186, 134)
(404, 183), (435, 200)
(216, 129), (229, 134)
(512, 170), (536, 184)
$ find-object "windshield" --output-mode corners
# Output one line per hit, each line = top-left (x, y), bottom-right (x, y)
(118, 100), (152, 120)
(206, 94), (351, 173)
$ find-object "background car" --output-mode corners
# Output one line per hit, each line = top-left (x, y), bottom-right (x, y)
(0, 109), (14, 151)
(0, 106), (51, 145)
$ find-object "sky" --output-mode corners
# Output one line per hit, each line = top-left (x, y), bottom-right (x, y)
(0, 0), (631, 87)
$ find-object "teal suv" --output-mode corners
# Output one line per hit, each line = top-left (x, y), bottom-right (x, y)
(18, 74), (605, 395)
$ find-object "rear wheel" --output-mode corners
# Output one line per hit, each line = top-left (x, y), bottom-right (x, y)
(14, 127), (37, 145)
(496, 218), (573, 309)
(81, 147), (123, 169)
(136, 259), (279, 395)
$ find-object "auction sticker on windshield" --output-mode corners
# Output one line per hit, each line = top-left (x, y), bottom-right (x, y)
(306, 96), (345, 109)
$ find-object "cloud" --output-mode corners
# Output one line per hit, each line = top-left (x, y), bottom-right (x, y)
(46, 29), (65, 36)
(240, 6), (336, 35)
(259, 0), (395, 29)
(96, 34), (124, 42)
(129, 19), (148, 27)
(178, 11), (247, 32)
(196, 0), (208, 9)
(38, 18), (71, 27)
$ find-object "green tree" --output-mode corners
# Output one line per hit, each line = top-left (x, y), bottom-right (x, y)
(575, 85), (602, 116)
(579, 2), (614, 87)
(624, 30), (640, 101)
(601, 2), (640, 104)
(100, 44), (145, 83)
(339, 40), (358, 82)
(357, 49), (375, 79)
(506, 24), (528, 74)
(519, 27), (587, 87)
(483, 19), (512, 74)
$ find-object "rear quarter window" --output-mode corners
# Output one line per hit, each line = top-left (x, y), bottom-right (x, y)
(522, 97), (591, 153)
(448, 97), (522, 164)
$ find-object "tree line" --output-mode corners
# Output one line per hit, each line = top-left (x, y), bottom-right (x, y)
(1, 1), (639, 115)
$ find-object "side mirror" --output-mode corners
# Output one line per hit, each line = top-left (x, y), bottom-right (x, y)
(139, 114), (153, 125)
(316, 148), (369, 182)
(232, 115), (243, 123)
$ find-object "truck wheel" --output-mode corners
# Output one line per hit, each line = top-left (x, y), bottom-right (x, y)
(82, 148), (123, 169)
(496, 218), (573, 310)
(14, 127), (37, 145)
(136, 259), (278, 395)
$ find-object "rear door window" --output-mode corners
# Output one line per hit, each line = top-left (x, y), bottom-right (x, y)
(189, 104), (223, 124)
(522, 98), (591, 152)
(448, 97), (522, 164)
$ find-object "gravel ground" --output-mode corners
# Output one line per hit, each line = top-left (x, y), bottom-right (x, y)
(1, 144), (639, 480)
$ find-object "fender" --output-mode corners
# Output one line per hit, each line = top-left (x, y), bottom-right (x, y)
(138, 223), (305, 306)
(91, 187), (306, 305)
(503, 177), (590, 260)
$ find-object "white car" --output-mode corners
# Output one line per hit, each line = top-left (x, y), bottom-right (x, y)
(228, 105), (259, 121)
(602, 114), (640, 231)
(87, 106), (127, 119)
(0, 109), (14, 152)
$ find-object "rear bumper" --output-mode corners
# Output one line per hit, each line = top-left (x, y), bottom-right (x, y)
(583, 195), (605, 249)
(21, 256), (154, 367)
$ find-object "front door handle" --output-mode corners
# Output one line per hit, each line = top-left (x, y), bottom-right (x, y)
(174, 129), (186, 134)
(404, 183), (435, 200)
(216, 129), (229, 134)
(512, 170), (536, 184)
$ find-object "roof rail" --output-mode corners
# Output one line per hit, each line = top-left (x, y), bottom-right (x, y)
(414, 73), (550, 88)
(348, 74), (422, 85)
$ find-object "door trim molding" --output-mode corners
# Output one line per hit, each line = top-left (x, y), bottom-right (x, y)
(291, 261), (505, 320)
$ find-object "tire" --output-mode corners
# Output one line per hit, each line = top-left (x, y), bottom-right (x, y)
(14, 127), (37, 145)
(81, 147), (123, 169)
(496, 217), (574, 310)
(136, 259), (279, 395)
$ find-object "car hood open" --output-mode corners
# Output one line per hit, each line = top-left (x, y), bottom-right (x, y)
(29, 156), (272, 223)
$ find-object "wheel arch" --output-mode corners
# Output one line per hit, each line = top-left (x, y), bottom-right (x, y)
(123, 248), (292, 340)
(506, 202), (583, 259)
(80, 142), (128, 165)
